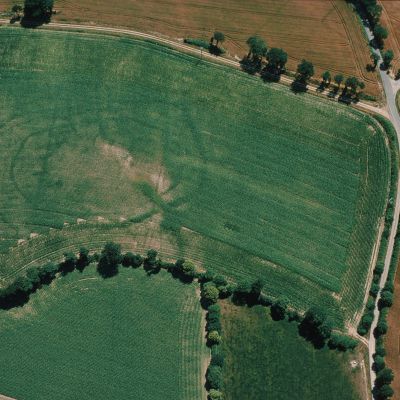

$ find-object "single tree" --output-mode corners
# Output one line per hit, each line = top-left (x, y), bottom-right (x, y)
(271, 298), (288, 320)
(265, 47), (288, 74)
(375, 319), (388, 336)
(295, 59), (314, 83)
(144, 249), (159, 270)
(202, 283), (220, 305)
(11, 4), (23, 18)
(208, 330), (222, 344)
(366, 2), (382, 25)
(206, 365), (223, 390)
(375, 368), (394, 387)
(373, 355), (386, 372)
(334, 74), (344, 89)
(371, 52), (380, 69)
(383, 49), (394, 69)
(60, 251), (77, 274)
(343, 76), (360, 97)
(373, 384), (394, 400)
(379, 290), (393, 308)
(213, 31), (225, 47)
(24, 0), (54, 19)
(373, 24), (388, 48)
(322, 71), (331, 86)
(181, 260), (197, 278)
(246, 36), (267, 61)
(76, 247), (90, 272)
(97, 242), (122, 278)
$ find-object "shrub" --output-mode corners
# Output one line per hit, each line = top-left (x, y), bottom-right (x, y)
(208, 330), (222, 345)
(144, 249), (158, 270)
(76, 247), (90, 271)
(328, 333), (358, 351)
(202, 283), (220, 306)
(374, 319), (388, 337)
(206, 365), (223, 390)
(122, 252), (135, 267)
(184, 38), (210, 50)
(38, 262), (58, 284)
(379, 291), (393, 308)
(209, 389), (224, 400)
(270, 298), (288, 320)
(370, 283), (380, 297)
(60, 251), (77, 274)
(366, 297), (376, 310)
(26, 267), (41, 287)
(208, 304), (221, 313)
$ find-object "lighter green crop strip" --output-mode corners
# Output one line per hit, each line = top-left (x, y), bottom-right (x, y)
(0, 28), (391, 328)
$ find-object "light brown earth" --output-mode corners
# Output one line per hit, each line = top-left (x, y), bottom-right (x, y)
(385, 259), (400, 400)
(380, 1), (400, 73)
(0, 0), (381, 97)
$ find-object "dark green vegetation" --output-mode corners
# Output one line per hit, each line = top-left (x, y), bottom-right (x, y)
(221, 302), (365, 400)
(0, 28), (391, 328)
(0, 266), (206, 400)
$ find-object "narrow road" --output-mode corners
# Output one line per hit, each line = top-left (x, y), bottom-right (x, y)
(362, 23), (400, 390)
(0, 18), (389, 119)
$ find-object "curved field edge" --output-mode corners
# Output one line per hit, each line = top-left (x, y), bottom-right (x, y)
(0, 267), (207, 400)
(0, 28), (392, 329)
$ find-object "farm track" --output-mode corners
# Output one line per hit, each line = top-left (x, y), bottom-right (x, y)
(0, 19), (388, 119)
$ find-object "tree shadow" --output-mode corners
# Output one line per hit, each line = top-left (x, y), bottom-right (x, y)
(240, 57), (262, 75)
(97, 260), (119, 279)
(208, 45), (223, 56)
(298, 320), (326, 349)
(21, 15), (51, 28)
(290, 80), (308, 94)
(261, 69), (281, 83)
(0, 290), (30, 310)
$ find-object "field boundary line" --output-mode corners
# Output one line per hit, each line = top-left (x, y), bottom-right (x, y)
(0, 19), (388, 119)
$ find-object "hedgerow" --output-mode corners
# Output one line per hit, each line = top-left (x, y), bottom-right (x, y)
(357, 115), (399, 337)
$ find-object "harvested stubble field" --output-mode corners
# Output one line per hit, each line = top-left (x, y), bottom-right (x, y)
(220, 301), (368, 400)
(0, 28), (391, 328)
(380, 0), (400, 73)
(0, 0), (381, 97)
(385, 258), (400, 400)
(0, 267), (207, 400)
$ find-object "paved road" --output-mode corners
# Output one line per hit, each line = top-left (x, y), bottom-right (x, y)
(0, 18), (389, 119)
(362, 24), (400, 390)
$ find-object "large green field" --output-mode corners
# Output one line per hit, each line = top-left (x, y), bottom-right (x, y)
(0, 27), (390, 327)
(0, 266), (206, 400)
(221, 301), (368, 400)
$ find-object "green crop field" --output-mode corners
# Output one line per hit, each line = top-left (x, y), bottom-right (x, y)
(0, 266), (207, 400)
(0, 27), (391, 327)
(221, 301), (367, 400)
